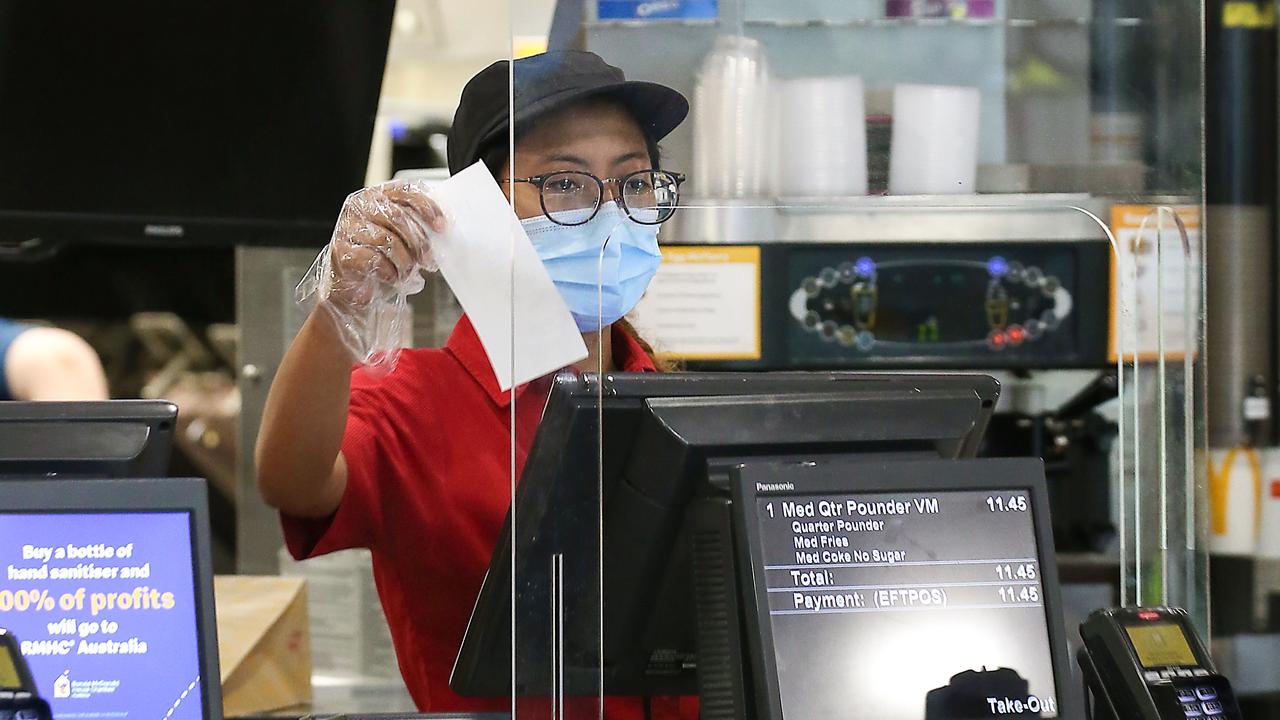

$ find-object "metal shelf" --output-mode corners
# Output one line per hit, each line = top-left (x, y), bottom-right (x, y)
(665, 194), (1114, 244)
(585, 17), (1147, 30)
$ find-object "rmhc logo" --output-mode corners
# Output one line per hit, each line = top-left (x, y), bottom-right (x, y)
(53, 671), (70, 699)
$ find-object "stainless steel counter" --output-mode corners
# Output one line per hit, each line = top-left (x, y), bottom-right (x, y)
(665, 193), (1115, 245)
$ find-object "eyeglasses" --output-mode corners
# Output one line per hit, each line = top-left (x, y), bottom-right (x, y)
(502, 169), (685, 226)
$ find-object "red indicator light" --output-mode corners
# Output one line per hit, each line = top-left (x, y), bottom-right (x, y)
(986, 329), (1009, 351)
(1137, 611), (1160, 621)
(1007, 325), (1025, 345)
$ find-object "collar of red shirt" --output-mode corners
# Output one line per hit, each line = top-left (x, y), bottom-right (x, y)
(444, 316), (657, 408)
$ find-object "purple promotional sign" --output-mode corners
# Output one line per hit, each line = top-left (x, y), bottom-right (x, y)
(885, 0), (996, 17)
(597, 0), (718, 20)
(0, 513), (202, 720)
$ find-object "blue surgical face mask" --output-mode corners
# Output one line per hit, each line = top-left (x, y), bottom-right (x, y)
(522, 203), (663, 333)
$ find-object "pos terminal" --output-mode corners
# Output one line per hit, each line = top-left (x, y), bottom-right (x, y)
(1078, 607), (1242, 719)
(0, 630), (52, 720)
(453, 372), (1081, 719)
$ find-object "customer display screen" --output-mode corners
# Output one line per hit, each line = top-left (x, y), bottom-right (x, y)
(1125, 624), (1198, 669)
(754, 489), (1059, 719)
(0, 644), (22, 690)
(0, 513), (203, 719)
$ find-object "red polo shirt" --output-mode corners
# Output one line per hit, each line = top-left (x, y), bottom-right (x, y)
(281, 316), (694, 719)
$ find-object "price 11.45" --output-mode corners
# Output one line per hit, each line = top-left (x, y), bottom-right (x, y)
(995, 563), (1037, 581)
(986, 495), (1028, 513)
(998, 585), (1041, 604)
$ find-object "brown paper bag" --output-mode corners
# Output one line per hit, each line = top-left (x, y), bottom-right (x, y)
(214, 576), (313, 717)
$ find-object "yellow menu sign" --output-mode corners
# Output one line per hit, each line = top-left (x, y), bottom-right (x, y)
(1108, 204), (1201, 362)
(630, 245), (763, 361)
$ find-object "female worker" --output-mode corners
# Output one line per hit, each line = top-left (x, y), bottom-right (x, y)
(255, 51), (694, 719)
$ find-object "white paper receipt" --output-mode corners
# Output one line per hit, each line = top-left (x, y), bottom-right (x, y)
(426, 162), (587, 391)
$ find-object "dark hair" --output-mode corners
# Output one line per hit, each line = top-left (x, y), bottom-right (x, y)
(476, 101), (663, 180)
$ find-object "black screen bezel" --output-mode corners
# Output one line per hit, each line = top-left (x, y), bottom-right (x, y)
(1110, 606), (1213, 672)
(451, 370), (1002, 696)
(0, 400), (176, 479)
(731, 456), (1078, 720)
(0, 478), (222, 720)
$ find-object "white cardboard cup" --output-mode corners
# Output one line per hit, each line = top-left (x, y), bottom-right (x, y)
(889, 83), (981, 195)
(778, 76), (868, 197)
(1256, 448), (1280, 559)
(1209, 447), (1261, 557)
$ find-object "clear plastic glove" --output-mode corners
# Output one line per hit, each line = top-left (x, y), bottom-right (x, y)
(296, 180), (447, 374)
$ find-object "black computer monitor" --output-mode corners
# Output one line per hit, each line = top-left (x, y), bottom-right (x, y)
(451, 371), (1000, 699)
(731, 456), (1077, 720)
(0, 478), (221, 720)
(0, 2), (394, 247)
(0, 401), (176, 479)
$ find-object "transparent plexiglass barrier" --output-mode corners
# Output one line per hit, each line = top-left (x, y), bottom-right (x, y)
(1112, 208), (1207, 621)
(494, 0), (1205, 717)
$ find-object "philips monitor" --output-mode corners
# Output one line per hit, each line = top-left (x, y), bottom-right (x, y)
(0, 401), (176, 479)
(0, 2), (394, 248)
(732, 457), (1077, 720)
(451, 371), (1000, 699)
(0, 478), (220, 720)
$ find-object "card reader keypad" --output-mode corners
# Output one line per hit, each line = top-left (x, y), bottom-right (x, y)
(1185, 686), (1226, 717)
(1172, 684), (1230, 718)
(1150, 678), (1239, 719)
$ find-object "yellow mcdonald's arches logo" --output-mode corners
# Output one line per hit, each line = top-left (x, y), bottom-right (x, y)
(1223, 1), (1277, 28)
(1208, 448), (1262, 535)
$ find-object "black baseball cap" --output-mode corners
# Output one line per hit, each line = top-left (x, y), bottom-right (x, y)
(447, 50), (689, 175)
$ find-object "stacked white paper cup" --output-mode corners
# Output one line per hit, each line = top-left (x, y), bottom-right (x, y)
(889, 83), (981, 195)
(692, 35), (773, 198)
(1257, 448), (1280, 559)
(1209, 447), (1262, 556)
(777, 76), (868, 197)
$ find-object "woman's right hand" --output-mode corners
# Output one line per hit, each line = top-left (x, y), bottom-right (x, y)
(324, 181), (448, 310)
(296, 179), (449, 370)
